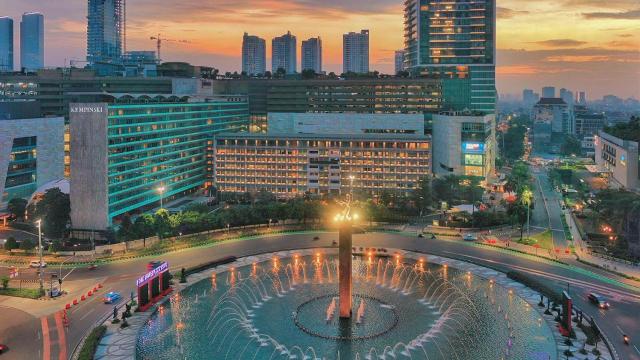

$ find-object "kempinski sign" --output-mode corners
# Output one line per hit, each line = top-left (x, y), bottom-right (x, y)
(70, 106), (104, 113)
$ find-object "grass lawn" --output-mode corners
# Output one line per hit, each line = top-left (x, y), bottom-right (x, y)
(516, 230), (554, 250)
(0, 287), (42, 299)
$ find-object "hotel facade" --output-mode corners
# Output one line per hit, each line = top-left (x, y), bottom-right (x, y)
(214, 114), (431, 198)
(69, 98), (249, 231)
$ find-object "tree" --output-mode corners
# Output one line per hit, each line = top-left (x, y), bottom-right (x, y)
(0, 276), (9, 290)
(3, 237), (18, 251)
(506, 161), (531, 194)
(7, 198), (27, 220)
(561, 135), (582, 156)
(153, 209), (171, 239)
(29, 188), (70, 238)
(20, 239), (35, 252)
(263, 71), (272, 79)
(301, 69), (317, 79)
(275, 67), (286, 78)
(412, 176), (433, 215)
(132, 214), (155, 246)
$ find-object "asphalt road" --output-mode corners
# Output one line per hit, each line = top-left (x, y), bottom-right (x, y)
(532, 166), (570, 253)
(2, 231), (640, 360)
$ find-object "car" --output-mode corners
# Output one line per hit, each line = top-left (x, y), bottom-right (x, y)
(312, 236), (320, 241)
(463, 234), (477, 241)
(147, 260), (163, 271)
(29, 260), (47, 268)
(0, 344), (8, 354)
(103, 291), (121, 304)
(587, 293), (610, 309)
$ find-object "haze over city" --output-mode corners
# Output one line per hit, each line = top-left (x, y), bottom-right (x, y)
(0, 0), (638, 98)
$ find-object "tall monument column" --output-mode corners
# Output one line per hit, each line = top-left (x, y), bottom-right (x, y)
(338, 220), (353, 318)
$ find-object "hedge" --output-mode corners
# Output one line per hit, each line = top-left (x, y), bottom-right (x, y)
(78, 325), (106, 360)
(0, 288), (41, 299)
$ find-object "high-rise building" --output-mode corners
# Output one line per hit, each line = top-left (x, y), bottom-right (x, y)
(394, 50), (405, 74)
(0, 17), (13, 72)
(560, 88), (574, 105)
(242, 33), (266, 76)
(87, 0), (124, 66)
(343, 30), (369, 74)
(404, 0), (496, 113)
(20, 12), (44, 71)
(272, 31), (296, 74)
(301, 37), (322, 73)
(578, 91), (587, 105)
(542, 86), (555, 98)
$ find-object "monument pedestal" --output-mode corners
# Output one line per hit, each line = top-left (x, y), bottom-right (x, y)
(339, 223), (353, 318)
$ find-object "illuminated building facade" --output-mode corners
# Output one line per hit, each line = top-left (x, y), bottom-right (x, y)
(69, 99), (249, 230)
(214, 114), (431, 198)
(404, 0), (496, 113)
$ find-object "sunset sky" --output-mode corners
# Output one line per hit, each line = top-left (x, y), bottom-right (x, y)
(1, 0), (639, 99)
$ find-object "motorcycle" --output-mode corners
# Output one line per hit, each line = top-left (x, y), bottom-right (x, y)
(623, 334), (629, 345)
(88, 264), (97, 271)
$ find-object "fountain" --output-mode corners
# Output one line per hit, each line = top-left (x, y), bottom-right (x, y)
(136, 249), (557, 359)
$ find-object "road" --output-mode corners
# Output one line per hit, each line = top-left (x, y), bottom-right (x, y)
(530, 165), (571, 254)
(1, 231), (639, 360)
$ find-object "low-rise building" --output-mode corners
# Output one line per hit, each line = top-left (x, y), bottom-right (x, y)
(69, 98), (249, 231)
(594, 130), (639, 191)
(213, 113), (431, 198)
(0, 114), (64, 209)
(432, 112), (496, 181)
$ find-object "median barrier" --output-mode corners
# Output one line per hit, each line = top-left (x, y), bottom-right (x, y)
(81, 295), (85, 301)
(73, 299), (78, 305)
(87, 290), (92, 296)
(65, 303), (71, 309)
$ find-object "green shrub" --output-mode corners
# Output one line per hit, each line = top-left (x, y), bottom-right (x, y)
(78, 325), (106, 360)
(0, 276), (9, 289)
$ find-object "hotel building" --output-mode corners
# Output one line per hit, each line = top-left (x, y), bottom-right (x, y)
(69, 97), (249, 231)
(214, 114), (431, 198)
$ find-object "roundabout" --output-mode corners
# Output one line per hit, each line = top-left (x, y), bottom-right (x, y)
(134, 248), (558, 360)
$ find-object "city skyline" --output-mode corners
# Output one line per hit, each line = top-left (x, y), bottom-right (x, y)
(0, 0), (638, 98)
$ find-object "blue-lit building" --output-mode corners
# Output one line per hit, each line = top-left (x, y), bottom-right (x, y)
(0, 17), (13, 72)
(87, 0), (124, 74)
(69, 95), (249, 231)
(404, 0), (496, 113)
(20, 12), (44, 71)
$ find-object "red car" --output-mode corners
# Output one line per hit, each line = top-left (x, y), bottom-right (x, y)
(0, 344), (8, 354)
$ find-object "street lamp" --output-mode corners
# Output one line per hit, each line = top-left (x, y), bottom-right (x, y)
(156, 185), (166, 210)
(35, 219), (44, 295)
(521, 187), (533, 241)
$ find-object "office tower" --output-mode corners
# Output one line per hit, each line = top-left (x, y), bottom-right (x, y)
(394, 50), (405, 74)
(242, 32), (266, 75)
(87, 0), (124, 65)
(343, 30), (369, 74)
(403, 0), (496, 113)
(272, 31), (296, 74)
(542, 86), (555, 98)
(523, 89), (534, 104)
(301, 37), (322, 73)
(20, 12), (44, 71)
(0, 17), (13, 71)
(560, 88), (573, 105)
(578, 91), (586, 104)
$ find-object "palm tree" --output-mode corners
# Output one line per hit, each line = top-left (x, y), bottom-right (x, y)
(521, 187), (534, 240)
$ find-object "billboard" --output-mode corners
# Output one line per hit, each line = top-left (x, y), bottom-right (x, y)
(462, 142), (485, 153)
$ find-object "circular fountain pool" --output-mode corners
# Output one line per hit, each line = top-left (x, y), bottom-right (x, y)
(136, 249), (557, 359)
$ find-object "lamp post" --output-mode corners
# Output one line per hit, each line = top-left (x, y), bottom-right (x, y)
(35, 219), (44, 295)
(521, 187), (533, 241)
(157, 185), (166, 210)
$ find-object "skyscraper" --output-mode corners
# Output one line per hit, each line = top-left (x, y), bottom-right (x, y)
(578, 91), (587, 105)
(560, 88), (574, 105)
(272, 31), (296, 74)
(403, 0), (496, 113)
(542, 86), (555, 98)
(87, 0), (124, 65)
(343, 30), (369, 74)
(242, 33), (266, 76)
(301, 37), (322, 73)
(394, 50), (405, 74)
(0, 17), (13, 71)
(20, 12), (44, 71)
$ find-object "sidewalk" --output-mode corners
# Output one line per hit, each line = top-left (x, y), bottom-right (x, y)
(564, 210), (640, 279)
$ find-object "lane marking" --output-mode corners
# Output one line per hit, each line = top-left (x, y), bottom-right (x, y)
(79, 308), (95, 321)
(616, 325), (625, 335)
(54, 312), (68, 360)
(633, 344), (639, 355)
(40, 317), (50, 360)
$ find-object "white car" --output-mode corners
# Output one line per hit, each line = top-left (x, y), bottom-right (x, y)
(29, 260), (47, 268)
(463, 234), (477, 241)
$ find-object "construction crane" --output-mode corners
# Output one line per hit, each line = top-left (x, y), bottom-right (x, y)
(149, 34), (191, 63)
